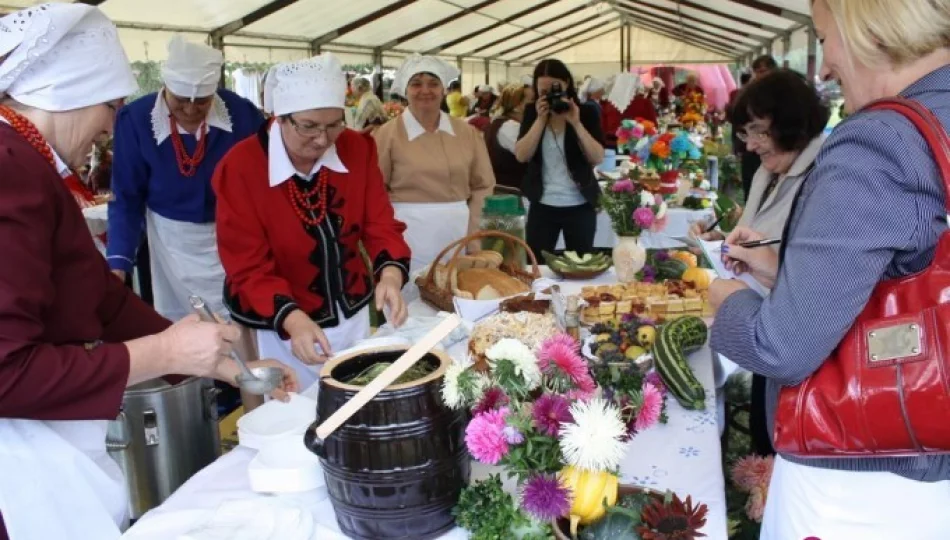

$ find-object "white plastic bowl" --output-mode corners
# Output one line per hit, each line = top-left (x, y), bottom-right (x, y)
(237, 393), (316, 450)
(248, 439), (325, 494)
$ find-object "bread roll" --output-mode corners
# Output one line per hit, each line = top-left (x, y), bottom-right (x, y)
(456, 268), (529, 300)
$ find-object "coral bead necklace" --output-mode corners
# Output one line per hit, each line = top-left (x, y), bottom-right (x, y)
(287, 168), (330, 226)
(169, 116), (209, 177)
(0, 104), (55, 166)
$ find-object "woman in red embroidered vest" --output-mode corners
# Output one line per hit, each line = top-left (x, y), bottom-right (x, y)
(214, 53), (411, 390)
(0, 5), (296, 539)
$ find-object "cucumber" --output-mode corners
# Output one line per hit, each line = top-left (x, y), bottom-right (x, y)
(653, 316), (707, 410)
(655, 259), (689, 280)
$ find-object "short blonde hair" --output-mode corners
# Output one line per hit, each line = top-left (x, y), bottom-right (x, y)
(820, 0), (950, 66)
(491, 84), (526, 118)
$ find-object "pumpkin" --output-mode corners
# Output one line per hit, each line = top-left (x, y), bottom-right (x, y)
(561, 466), (619, 536)
(681, 267), (712, 290)
(669, 251), (698, 268)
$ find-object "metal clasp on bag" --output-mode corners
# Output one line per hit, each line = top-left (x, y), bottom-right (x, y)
(867, 323), (922, 363)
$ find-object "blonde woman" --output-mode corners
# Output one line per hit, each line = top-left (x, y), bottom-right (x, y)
(486, 84), (528, 191)
(709, 0), (950, 537)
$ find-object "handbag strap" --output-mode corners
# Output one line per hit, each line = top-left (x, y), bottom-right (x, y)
(865, 97), (950, 211)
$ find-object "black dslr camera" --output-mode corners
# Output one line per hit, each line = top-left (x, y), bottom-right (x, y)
(548, 82), (571, 114)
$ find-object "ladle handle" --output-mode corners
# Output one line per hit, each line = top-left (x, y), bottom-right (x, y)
(189, 295), (255, 379)
(314, 314), (461, 441)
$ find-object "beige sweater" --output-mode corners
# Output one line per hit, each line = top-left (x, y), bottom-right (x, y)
(373, 112), (495, 235)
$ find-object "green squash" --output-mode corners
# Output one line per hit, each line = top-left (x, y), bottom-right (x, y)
(578, 505), (643, 540)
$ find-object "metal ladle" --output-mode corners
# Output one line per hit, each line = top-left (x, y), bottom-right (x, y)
(189, 296), (282, 396)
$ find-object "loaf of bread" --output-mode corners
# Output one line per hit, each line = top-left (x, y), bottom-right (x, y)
(455, 268), (530, 300)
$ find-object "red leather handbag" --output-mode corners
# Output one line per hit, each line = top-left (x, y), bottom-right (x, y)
(773, 97), (950, 458)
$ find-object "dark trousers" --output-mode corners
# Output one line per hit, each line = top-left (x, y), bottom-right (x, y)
(740, 151), (762, 202)
(750, 373), (776, 456)
(526, 202), (597, 256)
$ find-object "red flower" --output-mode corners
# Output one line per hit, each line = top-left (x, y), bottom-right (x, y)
(637, 493), (708, 540)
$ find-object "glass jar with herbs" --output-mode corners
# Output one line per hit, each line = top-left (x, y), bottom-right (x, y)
(479, 195), (527, 268)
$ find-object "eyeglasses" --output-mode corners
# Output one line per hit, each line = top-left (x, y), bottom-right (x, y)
(736, 128), (770, 143)
(287, 115), (346, 138)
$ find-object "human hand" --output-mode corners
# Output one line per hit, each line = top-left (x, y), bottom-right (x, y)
(112, 269), (127, 282)
(159, 314), (240, 378)
(283, 309), (332, 364)
(73, 193), (95, 209)
(375, 267), (408, 328)
(535, 95), (551, 120)
(687, 220), (725, 242)
(722, 226), (779, 289)
(565, 99), (582, 126)
(708, 278), (750, 312)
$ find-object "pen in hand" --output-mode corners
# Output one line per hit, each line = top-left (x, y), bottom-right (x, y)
(703, 214), (724, 234)
(738, 238), (781, 248)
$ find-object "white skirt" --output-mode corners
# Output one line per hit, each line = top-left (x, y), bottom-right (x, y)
(257, 306), (370, 391)
(392, 201), (469, 304)
(762, 455), (950, 540)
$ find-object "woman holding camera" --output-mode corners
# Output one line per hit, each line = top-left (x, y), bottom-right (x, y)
(515, 59), (605, 257)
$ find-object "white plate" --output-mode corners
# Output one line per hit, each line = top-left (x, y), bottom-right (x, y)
(237, 393), (316, 450)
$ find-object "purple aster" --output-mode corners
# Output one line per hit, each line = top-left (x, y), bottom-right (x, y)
(472, 387), (510, 416)
(644, 371), (668, 396)
(531, 393), (573, 437)
(502, 425), (525, 445)
(520, 474), (571, 521)
(653, 250), (670, 262)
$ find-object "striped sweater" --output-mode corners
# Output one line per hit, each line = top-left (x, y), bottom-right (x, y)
(711, 64), (950, 481)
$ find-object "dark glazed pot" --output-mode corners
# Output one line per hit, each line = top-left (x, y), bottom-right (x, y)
(304, 346), (470, 540)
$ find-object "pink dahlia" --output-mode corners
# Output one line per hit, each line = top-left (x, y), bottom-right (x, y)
(635, 383), (663, 431)
(472, 387), (509, 416)
(745, 485), (767, 522)
(633, 207), (655, 229)
(731, 454), (775, 492)
(531, 393), (573, 437)
(520, 473), (571, 521)
(538, 333), (595, 394)
(464, 407), (510, 464)
(611, 179), (635, 193)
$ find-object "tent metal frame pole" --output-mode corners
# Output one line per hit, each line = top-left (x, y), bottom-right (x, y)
(310, 0), (418, 49)
(613, 2), (769, 47)
(806, 25), (818, 82)
(625, 22), (631, 71)
(423, 0), (561, 55)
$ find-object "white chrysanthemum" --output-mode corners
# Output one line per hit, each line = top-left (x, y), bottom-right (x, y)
(656, 202), (668, 220)
(486, 338), (542, 390)
(699, 179), (711, 191)
(639, 191), (654, 208)
(559, 398), (627, 471)
(441, 362), (467, 409)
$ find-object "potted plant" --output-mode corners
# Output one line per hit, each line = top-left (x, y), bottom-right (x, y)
(601, 178), (668, 282)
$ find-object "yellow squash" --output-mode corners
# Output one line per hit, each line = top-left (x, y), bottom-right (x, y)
(681, 267), (712, 290)
(560, 466), (619, 536)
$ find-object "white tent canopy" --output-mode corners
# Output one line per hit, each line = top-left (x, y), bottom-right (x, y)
(1, 0), (816, 80)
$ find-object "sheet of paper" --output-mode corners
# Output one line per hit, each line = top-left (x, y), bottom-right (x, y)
(698, 239), (769, 297)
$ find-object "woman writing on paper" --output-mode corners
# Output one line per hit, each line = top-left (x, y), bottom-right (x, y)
(214, 54), (411, 390)
(709, 0), (950, 536)
(0, 5), (295, 539)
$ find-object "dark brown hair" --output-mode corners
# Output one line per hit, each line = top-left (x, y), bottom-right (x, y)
(733, 69), (829, 152)
(531, 58), (577, 100)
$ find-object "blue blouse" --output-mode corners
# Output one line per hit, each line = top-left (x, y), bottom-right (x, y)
(711, 65), (950, 481)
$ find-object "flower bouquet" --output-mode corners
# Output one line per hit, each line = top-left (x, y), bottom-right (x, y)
(726, 454), (774, 538)
(615, 118), (658, 155)
(446, 331), (703, 538)
(601, 178), (669, 237)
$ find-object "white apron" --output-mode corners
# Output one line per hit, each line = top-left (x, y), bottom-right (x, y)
(0, 419), (128, 539)
(762, 455), (950, 540)
(146, 210), (227, 321)
(257, 306), (370, 391)
(392, 201), (469, 303)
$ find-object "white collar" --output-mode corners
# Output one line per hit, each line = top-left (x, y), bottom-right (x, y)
(268, 120), (348, 186)
(150, 89), (233, 145)
(0, 116), (70, 177)
(402, 109), (454, 142)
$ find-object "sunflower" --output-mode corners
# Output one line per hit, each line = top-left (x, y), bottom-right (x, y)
(636, 493), (708, 540)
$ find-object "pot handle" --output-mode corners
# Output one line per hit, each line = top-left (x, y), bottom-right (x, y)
(304, 423), (326, 459)
(203, 385), (222, 422)
(106, 410), (131, 452)
(311, 315), (462, 444)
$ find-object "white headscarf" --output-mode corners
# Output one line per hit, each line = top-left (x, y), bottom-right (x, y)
(263, 53), (346, 116)
(0, 3), (137, 112)
(161, 35), (222, 100)
(391, 54), (459, 97)
(606, 72), (642, 112)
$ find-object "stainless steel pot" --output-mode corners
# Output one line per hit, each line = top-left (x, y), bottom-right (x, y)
(106, 377), (222, 519)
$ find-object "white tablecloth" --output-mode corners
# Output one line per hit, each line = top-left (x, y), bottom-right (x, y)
(124, 271), (728, 540)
